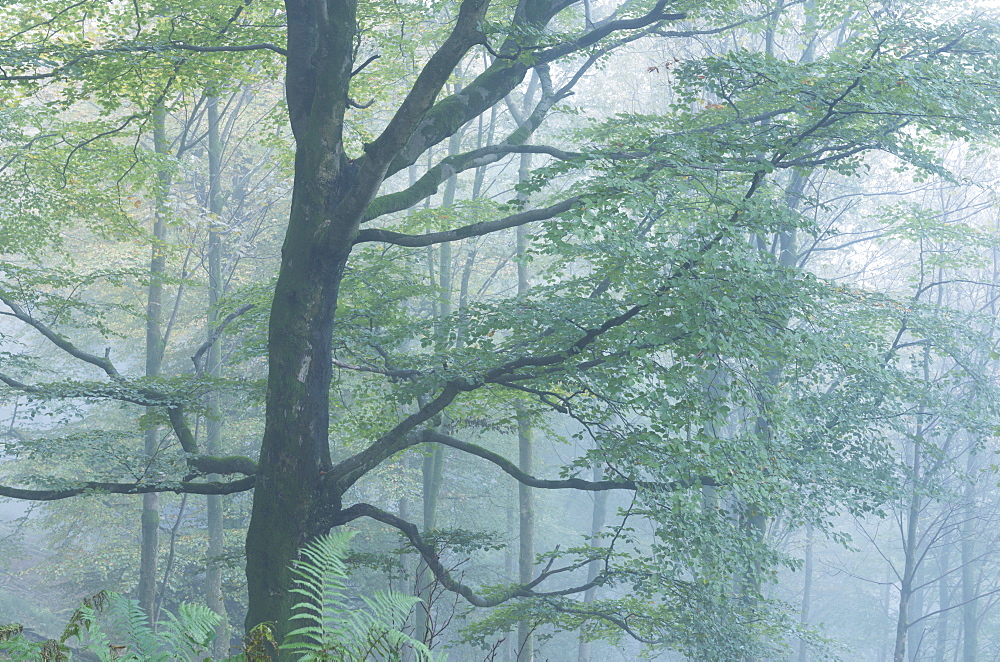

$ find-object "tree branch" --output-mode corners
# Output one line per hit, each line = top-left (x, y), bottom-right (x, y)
(364, 145), (579, 222)
(191, 303), (255, 374)
(344, 0), (489, 216)
(533, 1), (686, 65)
(0, 476), (255, 501)
(419, 429), (637, 490)
(164, 42), (288, 56)
(336, 502), (608, 607)
(0, 291), (121, 379)
(354, 197), (582, 248)
(186, 454), (258, 477)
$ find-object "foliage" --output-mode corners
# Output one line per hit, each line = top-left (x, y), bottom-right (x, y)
(0, 590), (219, 661)
(282, 530), (441, 662)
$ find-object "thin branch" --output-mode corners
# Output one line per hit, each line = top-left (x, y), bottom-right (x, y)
(351, 54), (380, 76)
(0, 477), (254, 501)
(0, 292), (121, 379)
(420, 429), (640, 490)
(354, 197), (581, 248)
(545, 602), (658, 644)
(192, 303), (255, 374)
(164, 42), (287, 56)
(331, 359), (420, 380)
(337, 502), (608, 607)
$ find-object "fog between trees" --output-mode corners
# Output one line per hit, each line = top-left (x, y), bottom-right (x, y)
(1, 0), (1000, 659)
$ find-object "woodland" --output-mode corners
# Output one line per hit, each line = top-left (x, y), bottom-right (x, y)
(1, 0), (1000, 659)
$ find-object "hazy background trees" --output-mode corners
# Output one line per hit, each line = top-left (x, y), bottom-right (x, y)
(2, 0), (1000, 660)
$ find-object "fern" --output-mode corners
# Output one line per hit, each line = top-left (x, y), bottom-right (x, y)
(60, 592), (221, 661)
(282, 529), (444, 662)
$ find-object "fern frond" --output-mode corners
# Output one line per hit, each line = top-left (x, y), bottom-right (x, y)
(281, 529), (444, 661)
(158, 602), (221, 659)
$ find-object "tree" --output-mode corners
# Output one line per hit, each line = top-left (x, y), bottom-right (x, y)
(4, 0), (1000, 659)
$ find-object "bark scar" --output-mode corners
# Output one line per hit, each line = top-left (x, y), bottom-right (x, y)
(297, 355), (311, 382)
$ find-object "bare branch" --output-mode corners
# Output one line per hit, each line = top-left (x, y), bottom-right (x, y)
(186, 454), (258, 477)
(351, 54), (380, 76)
(337, 502), (608, 607)
(0, 476), (254, 501)
(0, 291), (121, 379)
(354, 197), (582, 248)
(192, 303), (255, 374)
(534, 1), (686, 65)
(420, 429), (637, 490)
(164, 42), (288, 56)
(364, 144), (580, 222)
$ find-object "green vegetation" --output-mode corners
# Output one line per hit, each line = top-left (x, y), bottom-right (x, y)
(1, 0), (1000, 659)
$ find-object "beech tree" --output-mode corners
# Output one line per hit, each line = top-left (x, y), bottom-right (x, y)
(4, 0), (1000, 659)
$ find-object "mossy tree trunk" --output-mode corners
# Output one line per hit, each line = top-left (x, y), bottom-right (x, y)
(243, 0), (491, 646)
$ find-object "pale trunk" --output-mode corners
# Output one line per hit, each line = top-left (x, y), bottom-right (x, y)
(415, 121), (461, 646)
(796, 523), (814, 662)
(205, 94), (230, 658)
(961, 451), (978, 661)
(139, 104), (169, 623)
(577, 465), (607, 662)
(516, 149), (535, 662)
(933, 540), (950, 662)
(894, 436), (922, 662)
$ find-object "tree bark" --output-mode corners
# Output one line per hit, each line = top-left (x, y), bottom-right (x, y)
(243, 0), (358, 644)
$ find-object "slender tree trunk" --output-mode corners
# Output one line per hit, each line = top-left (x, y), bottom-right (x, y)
(515, 148), (535, 662)
(205, 94), (230, 658)
(139, 103), (169, 624)
(415, 118), (463, 647)
(797, 523), (814, 662)
(933, 537), (951, 662)
(577, 465), (607, 662)
(908, 563), (924, 662)
(961, 451), (978, 662)
(505, 487), (516, 662)
(516, 404), (534, 662)
(415, 441), (444, 644)
(894, 436), (922, 662)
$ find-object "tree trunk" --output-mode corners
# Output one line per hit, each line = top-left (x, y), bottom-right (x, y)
(139, 103), (169, 624)
(415, 119), (463, 646)
(516, 405), (534, 662)
(205, 93), (230, 659)
(515, 147), (536, 662)
(244, 0), (522, 651)
(415, 441), (444, 644)
(933, 537), (950, 662)
(961, 451), (978, 662)
(894, 437), (922, 662)
(797, 523), (814, 662)
(577, 464), (607, 662)
(243, 0), (357, 636)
